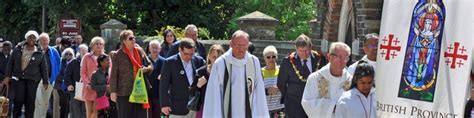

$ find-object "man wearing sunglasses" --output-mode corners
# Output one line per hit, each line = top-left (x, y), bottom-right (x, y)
(348, 33), (379, 75)
(277, 34), (326, 118)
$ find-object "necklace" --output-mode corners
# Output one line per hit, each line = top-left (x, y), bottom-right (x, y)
(288, 52), (307, 82)
(357, 94), (372, 118)
(288, 51), (322, 82)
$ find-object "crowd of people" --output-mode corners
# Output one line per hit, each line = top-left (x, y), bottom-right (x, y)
(0, 24), (472, 118)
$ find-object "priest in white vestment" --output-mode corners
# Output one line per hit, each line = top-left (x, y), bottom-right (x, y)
(301, 42), (352, 118)
(336, 61), (376, 118)
(348, 33), (378, 75)
(203, 30), (269, 118)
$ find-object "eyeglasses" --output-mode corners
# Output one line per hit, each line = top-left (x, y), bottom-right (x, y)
(65, 53), (73, 56)
(128, 36), (136, 41)
(331, 54), (349, 61)
(266, 55), (276, 59)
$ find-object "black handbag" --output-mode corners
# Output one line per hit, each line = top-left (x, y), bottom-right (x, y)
(187, 65), (207, 111)
(187, 90), (201, 111)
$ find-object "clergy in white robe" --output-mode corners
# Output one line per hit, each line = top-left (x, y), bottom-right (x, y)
(301, 42), (352, 118)
(203, 49), (269, 118)
(348, 33), (378, 75)
(301, 64), (351, 118)
(203, 30), (269, 118)
(335, 88), (376, 118)
(348, 55), (376, 75)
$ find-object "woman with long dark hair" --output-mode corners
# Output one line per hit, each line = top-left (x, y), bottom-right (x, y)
(160, 29), (177, 58)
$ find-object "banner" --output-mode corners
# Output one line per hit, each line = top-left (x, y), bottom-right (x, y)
(376, 0), (473, 117)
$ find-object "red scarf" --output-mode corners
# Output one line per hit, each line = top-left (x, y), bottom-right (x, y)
(122, 45), (142, 77)
(122, 45), (151, 109)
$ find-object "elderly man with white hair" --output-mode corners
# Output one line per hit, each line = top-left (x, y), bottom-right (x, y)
(2, 30), (49, 118)
(34, 32), (61, 118)
(146, 40), (166, 118)
(203, 30), (269, 118)
(301, 42), (352, 118)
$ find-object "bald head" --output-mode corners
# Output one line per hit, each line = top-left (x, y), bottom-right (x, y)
(230, 30), (250, 59)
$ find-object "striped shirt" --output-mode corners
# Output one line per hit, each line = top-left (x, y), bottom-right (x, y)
(262, 67), (284, 111)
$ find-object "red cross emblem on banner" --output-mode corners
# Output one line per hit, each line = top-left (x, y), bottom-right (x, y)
(380, 34), (401, 60)
(444, 42), (468, 69)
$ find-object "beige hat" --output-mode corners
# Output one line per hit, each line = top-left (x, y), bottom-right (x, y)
(24, 30), (39, 41)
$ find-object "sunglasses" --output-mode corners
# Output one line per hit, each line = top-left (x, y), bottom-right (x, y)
(365, 44), (377, 49)
(266, 55), (276, 59)
(128, 36), (136, 41)
(65, 53), (73, 56)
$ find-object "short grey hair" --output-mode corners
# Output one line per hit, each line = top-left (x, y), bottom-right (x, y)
(38, 33), (50, 42)
(231, 30), (249, 40)
(149, 40), (161, 48)
(61, 48), (75, 59)
(185, 24), (198, 33)
(328, 42), (351, 55)
(78, 44), (88, 50)
(263, 45), (278, 57)
(364, 33), (379, 42)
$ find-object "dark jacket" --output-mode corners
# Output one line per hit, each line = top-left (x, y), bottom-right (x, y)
(5, 42), (48, 84)
(147, 55), (165, 99)
(159, 54), (205, 115)
(277, 51), (326, 118)
(159, 43), (173, 58)
(64, 58), (81, 91)
(110, 49), (152, 96)
(0, 52), (10, 80)
(167, 40), (207, 60)
(54, 59), (69, 90)
(91, 68), (108, 97)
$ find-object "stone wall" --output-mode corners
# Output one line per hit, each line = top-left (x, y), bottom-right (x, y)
(353, 0), (383, 41)
(200, 39), (296, 66)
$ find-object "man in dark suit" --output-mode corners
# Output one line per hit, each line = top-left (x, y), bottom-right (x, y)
(167, 24), (207, 60)
(160, 38), (206, 118)
(0, 41), (12, 80)
(277, 34), (327, 118)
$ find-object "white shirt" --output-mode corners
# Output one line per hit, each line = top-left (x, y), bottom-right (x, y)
(301, 56), (312, 72)
(203, 49), (269, 118)
(347, 55), (376, 75)
(179, 53), (193, 86)
(301, 63), (352, 118)
(335, 88), (376, 118)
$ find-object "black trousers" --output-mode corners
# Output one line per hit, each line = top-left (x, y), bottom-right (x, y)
(13, 79), (39, 118)
(465, 100), (474, 118)
(116, 96), (147, 118)
(149, 97), (161, 118)
(58, 90), (69, 118)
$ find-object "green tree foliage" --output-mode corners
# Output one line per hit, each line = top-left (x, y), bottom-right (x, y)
(0, 0), (43, 44)
(0, 0), (318, 44)
(227, 0), (317, 40)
